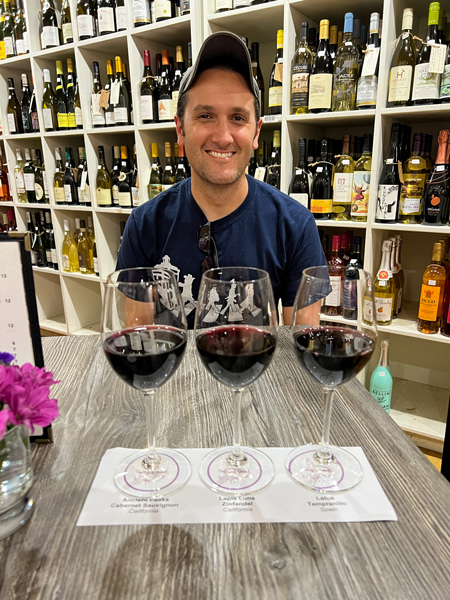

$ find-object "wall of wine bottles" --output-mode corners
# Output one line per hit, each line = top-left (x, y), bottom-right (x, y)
(0, 0), (450, 450)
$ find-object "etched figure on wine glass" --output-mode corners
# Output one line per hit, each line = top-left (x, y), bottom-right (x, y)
(195, 267), (278, 496)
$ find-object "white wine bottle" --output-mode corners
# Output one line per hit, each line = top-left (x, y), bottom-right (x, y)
(268, 30), (283, 115)
(309, 20), (333, 113)
(356, 12), (381, 110)
(62, 219), (80, 272)
(351, 133), (372, 222)
(291, 22), (313, 114)
(332, 12), (359, 111)
(387, 8), (416, 107)
(412, 2), (441, 105)
(373, 239), (395, 326)
(96, 146), (113, 206)
(332, 135), (354, 220)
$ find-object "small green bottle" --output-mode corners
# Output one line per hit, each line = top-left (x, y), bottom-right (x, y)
(370, 339), (393, 412)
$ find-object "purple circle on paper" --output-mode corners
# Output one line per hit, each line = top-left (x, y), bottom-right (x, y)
(288, 449), (345, 489)
(206, 449), (263, 491)
(123, 452), (180, 492)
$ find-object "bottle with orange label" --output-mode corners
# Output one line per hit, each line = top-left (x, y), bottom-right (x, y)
(417, 242), (446, 334)
(310, 138), (332, 219)
(373, 239), (395, 326)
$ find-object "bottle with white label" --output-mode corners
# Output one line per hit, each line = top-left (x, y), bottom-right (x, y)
(61, 0), (73, 44)
(412, 2), (441, 105)
(63, 148), (79, 205)
(23, 148), (36, 203)
(387, 8), (416, 108)
(96, 146), (113, 206)
(268, 29), (283, 115)
(14, 149), (27, 203)
(53, 147), (66, 205)
(77, 0), (97, 40)
(289, 138), (310, 209)
(309, 20), (333, 113)
(98, 0), (116, 35)
(155, 0), (175, 21)
(370, 340), (393, 413)
(40, 0), (61, 50)
(115, 0), (127, 31)
(323, 234), (344, 316)
(42, 69), (58, 132)
(356, 12), (380, 109)
(376, 123), (401, 224)
(216, 0), (232, 12)
(351, 133), (372, 222)
(113, 56), (132, 125)
(133, 0), (151, 26)
(91, 62), (106, 128)
(373, 239), (395, 326)
(399, 133), (427, 224)
(332, 135), (354, 220)
(140, 50), (156, 124)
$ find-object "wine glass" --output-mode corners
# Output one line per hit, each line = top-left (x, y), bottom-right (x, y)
(287, 265), (377, 492)
(101, 267), (190, 498)
(194, 267), (278, 496)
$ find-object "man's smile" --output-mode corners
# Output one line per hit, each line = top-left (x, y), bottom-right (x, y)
(206, 150), (235, 159)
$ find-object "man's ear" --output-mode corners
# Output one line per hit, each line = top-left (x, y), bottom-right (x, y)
(175, 115), (185, 147)
(253, 118), (263, 150)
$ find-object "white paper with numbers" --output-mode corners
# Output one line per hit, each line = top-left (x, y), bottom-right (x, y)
(77, 447), (397, 526)
(0, 241), (35, 365)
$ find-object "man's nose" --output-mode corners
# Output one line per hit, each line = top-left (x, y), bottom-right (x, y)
(210, 118), (234, 146)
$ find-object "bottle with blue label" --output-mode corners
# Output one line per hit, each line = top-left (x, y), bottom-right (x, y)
(370, 339), (393, 412)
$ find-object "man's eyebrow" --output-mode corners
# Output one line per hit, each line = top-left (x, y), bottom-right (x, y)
(192, 104), (252, 116)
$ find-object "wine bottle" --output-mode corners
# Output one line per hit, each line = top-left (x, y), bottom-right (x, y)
(179, 0), (190, 15)
(266, 130), (281, 189)
(96, 145), (113, 206)
(288, 138), (309, 209)
(268, 29), (283, 115)
(118, 146), (132, 207)
(2, 1), (15, 57)
(310, 138), (332, 219)
(65, 59), (77, 130)
(77, 146), (90, 206)
(291, 22), (313, 115)
(216, 0), (232, 12)
(388, 236), (401, 317)
(309, 20), (333, 113)
(0, 153), (11, 202)
(19, 74), (32, 133)
(122, 63), (133, 124)
(149, 142), (162, 198)
(329, 25), (338, 63)
(91, 61), (105, 127)
(53, 147), (65, 205)
(412, 2), (441, 105)
(42, 69), (57, 132)
(155, 0), (175, 21)
(14, 0), (28, 55)
(353, 18), (363, 66)
(332, 135), (354, 220)
(356, 12), (381, 110)
(98, 0), (116, 35)
(250, 42), (264, 117)
(162, 142), (174, 191)
(31, 212), (46, 267)
(139, 50), (156, 125)
(23, 148), (36, 203)
(417, 242), (446, 334)
(375, 123), (401, 224)
(0, 14), (7, 62)
(343, 236), (363, 320)
(7, 77), (23, 134)
(157, 49), (173, 121)
(387, 8), (416, 107)
(351, 133), (372, 222)
(399, 133), (427, 224)
(115, 0), (126, 31)
(323, 234), (344, 316)
(63, 147), (79, 205)
(61, 0), (73, 44)
(104, 59), (116, 127)
(14, 149), (27, 203)
(42, 211), (53, 269)
(74, 74), (83, 129)
(77, 0), (96, 40)
(77, 219), (94, 274)
(34, 149), (46, 204)
(62, 219), (79, 272)
(111, 145), (121, 206)
(423, 129), (449, 224)
(372, 239), (395, 326)
(171, 46), (185, 112)
(370, 340), (393, 412)
(113, 55), (132, 125)
(55, 61), (68, 131)
(175, 144), (188, 183)
(332, 12), (359, 112)
(40, 0), (61, 49)
(133, 0), (151, 26)
(131, 145), (140, 206)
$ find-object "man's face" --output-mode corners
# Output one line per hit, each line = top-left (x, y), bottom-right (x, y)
(175, 68), (261, 188)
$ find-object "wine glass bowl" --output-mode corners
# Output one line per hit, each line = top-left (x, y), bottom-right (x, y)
(194, 267), (278, 496)
(101, 267), (191, 498)
(287, 265), (377, 492)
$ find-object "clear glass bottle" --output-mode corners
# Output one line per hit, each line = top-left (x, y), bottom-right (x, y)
(309, 20), (333, 113)
(62, 218), (80, 272)
(399, 132), (427, 224)
(373, 239), (395, 326)
(387, 8), (416, 107)
(291, 22), (313, 115)
(332, 134), (355, 220)
(332, 12), (359, 111)
(356, 12), (380, 110)
(148, 142), (163, 198)
(351, 133), (372, 222)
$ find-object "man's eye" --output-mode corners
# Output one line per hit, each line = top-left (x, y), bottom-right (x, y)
(198, 114), (212, 119)
(232, 115), (246, 122)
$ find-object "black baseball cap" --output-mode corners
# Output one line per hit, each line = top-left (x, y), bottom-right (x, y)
(177, 32), (260, 108)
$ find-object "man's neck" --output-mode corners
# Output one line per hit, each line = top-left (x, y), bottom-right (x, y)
(191, 173), (249, 222)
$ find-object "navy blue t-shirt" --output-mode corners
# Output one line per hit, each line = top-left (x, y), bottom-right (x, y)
(117, 175), (325, 326)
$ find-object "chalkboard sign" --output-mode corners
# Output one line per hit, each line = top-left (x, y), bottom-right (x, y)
(0, 232), (53, 442)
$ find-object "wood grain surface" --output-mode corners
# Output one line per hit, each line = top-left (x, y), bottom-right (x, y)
(1, 329), (450, 600)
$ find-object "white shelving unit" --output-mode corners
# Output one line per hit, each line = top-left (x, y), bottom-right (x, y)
(0, 0), (449, 449)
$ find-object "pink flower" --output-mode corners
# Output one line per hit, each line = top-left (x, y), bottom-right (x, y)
(0, 363), (59, 435)
(0, 408), (11, 438)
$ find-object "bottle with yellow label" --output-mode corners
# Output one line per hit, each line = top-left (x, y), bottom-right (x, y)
(268, 30), (283, 115)
(399, 133), (427, 223)
(351, 133), (372, 222)
(417, 242), (446, 334)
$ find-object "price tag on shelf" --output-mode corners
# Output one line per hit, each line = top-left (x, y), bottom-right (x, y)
(429, 44), (446, 74)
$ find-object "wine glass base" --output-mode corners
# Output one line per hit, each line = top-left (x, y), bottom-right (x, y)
(286, 444), (363, 492)
(114, 448), (191, 498)
(199, 446), (275, 496)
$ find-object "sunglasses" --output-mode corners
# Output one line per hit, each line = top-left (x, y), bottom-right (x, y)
(198, 222), (219, 273)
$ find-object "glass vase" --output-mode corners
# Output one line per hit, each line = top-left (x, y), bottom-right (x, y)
(0, 425), (34, 540)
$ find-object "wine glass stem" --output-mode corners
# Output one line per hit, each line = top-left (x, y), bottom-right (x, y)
(318, 387), (335, 463)
(230, 388), (246, 464)
(144, 390), (160, 468)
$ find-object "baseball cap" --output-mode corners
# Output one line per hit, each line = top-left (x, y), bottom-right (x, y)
(177, 31), (260, 108)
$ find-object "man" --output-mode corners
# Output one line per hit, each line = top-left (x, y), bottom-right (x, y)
(117, 31), (325, 326)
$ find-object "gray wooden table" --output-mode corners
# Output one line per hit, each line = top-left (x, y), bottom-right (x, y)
(1, 329), (450, 600)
